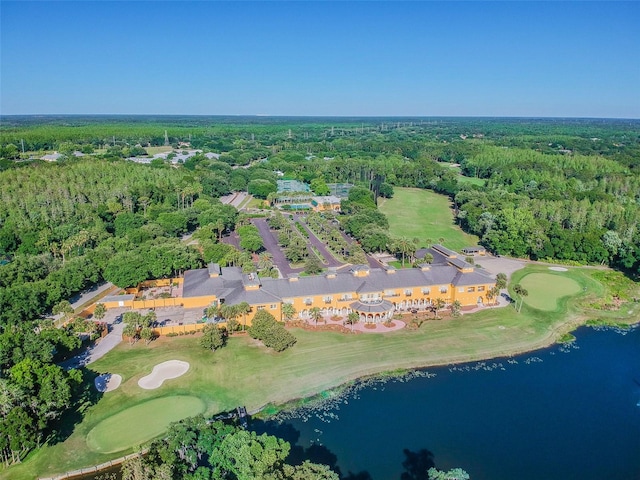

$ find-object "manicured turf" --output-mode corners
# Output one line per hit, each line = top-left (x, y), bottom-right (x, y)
(378, 187), (478, 251)
(86, 396), (205, 454)
(145, 146), (173, 155)
(518, 272), (582, 311)
(6, 265), (639, 480)
(457, 175), (485, 186)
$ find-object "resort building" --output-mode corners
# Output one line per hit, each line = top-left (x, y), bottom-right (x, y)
(176, 247), (495, 324)
(462, 246), (487, 256)
(101, 245), (495, 325)
(270, 194), (341, 212)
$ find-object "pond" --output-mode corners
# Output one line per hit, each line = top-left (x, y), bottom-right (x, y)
(254, 325), (640, 480)
(77, 325), (640, 480)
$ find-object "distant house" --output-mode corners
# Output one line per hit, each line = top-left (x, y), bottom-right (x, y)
(127, 149), (220, 165)
(462, 246), (486, 256)
(311, 195), (341, 212)
(42, 152), (63, 162)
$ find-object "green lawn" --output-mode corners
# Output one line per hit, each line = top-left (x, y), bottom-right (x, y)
(86, 396), (205, 454)
(518, 272), (582, 311)
(379, 187), (478, 251)
(5, 265), (638, 480)
(457, 175), (485, 187)
(145, 146), (173, 155)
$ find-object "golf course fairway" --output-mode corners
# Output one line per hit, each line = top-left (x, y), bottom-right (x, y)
(86, 396), (205, 454)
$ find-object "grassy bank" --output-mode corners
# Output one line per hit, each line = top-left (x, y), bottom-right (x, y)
(378, 187), (478, 251)
(5, 266), (638, 480)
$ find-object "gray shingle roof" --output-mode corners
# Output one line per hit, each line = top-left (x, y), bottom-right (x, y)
(432, 244), (458, 258)
(451, 269), (494, 286)
(182, 264), (494, 303)
(350, 300), (395, 313)
(447, 257), (473, 270)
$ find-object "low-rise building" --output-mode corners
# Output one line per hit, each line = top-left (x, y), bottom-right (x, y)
(179, 253), (494, 324)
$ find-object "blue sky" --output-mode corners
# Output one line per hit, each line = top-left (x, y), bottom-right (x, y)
(1, 1), (638, 117)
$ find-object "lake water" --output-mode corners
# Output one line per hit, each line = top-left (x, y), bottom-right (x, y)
(254, 326), (640, 480)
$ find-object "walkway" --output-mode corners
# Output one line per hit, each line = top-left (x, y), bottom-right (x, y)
(60, 308), (128, 369)
(293, 215), (343, 268)
(304, 315), (406, 333)
(220, 192), (248, 209)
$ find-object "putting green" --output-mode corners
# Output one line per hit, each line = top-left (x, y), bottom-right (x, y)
(86, 396), (205, 453)
(518, 272), (581, 311)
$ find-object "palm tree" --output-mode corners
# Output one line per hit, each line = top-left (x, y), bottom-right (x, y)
(487, 286), (501, 306)
(513, 284), (528, 312)
(93, 303), (106, 321)
(486, 288), (495, 307)
(496, 273), (508, 290)
(257, 252), (274, 271)
(450, 300), (462, 317)
(52, 300), (74, 326)
(393, 237), (417, 268)
(214, 218), (225, 241)
(433, 298), (446, 319)
(205, 304), (220, 321)
(519, 288), (529, 312)
(281, 303), (297, 323)
(346, 311), (360, 332)
(123, 323), (137, 344)
(309, 306), (322, 325)
(235, 302), (251, 330)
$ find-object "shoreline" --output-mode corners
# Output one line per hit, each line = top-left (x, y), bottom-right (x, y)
(8, 275), (639, 480)
(253, 313), (639, 416)
(253, 317), (578, 415)
(39, 318), (639, 480)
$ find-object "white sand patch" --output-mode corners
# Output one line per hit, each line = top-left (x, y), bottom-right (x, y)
(549, 266), (569, 272)
(138, 360), (190, 390)
(95, 373), (122, 393)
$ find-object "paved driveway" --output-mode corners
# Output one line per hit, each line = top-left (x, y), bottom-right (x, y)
(293, 215), (343, 268)
(253, 218), (303, 276)
(473, 256), (527, 279)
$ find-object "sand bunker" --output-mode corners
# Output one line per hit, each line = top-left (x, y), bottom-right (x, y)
(548, 266), (569, 272)
(95, 373), (122, 393)
(138, 360), (190, 390)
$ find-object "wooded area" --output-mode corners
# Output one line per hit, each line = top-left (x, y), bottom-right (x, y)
(0, 115), (638, 467)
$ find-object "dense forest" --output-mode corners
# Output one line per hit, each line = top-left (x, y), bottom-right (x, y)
(1, 116), (638, 322)
(0, 115), (638, 467)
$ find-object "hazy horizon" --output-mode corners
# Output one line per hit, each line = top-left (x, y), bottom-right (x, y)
(2, 2), (638, 118)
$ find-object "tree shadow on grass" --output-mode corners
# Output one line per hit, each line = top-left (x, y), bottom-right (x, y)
(50, 367), (104, 444)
